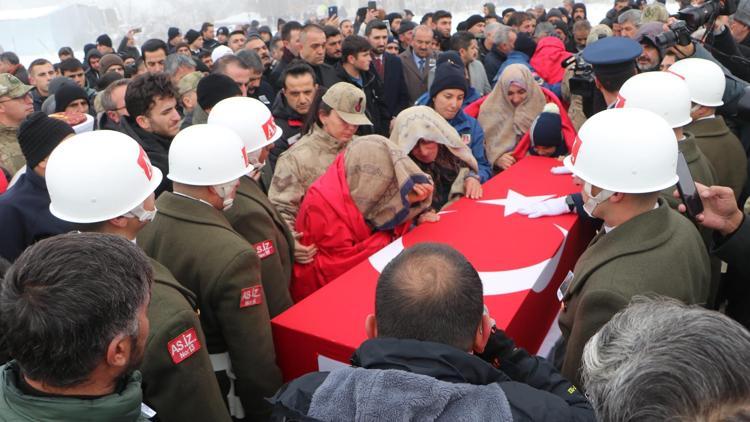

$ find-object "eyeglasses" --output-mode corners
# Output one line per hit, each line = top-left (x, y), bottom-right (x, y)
(0, 92), (31, 104)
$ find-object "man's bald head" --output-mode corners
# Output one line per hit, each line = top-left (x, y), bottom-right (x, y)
(375, 243), (484, 350)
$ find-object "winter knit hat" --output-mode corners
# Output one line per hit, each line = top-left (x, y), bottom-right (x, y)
(168, 27), (181, 41)
(465, 15), (486, 31)
(734, 0), (750, 26)
(197, 74), (241, 110)
(430, 52), (467, 99)
(99, 53), (124, 74)
(514, 33), (537, 58)
(54, 85), (89, 113)
(185, 29), (201, 45)
(529, 103), (563, 147)
(18, 112), (75, 168)
(96, 34), (113, 48)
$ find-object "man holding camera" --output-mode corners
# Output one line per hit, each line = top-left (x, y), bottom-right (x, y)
(270, 243), (595, 421)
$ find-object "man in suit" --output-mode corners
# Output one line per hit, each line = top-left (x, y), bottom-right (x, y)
(366, 20), (410, 118)
(557, 108), (711, 390)
(399, 25), (437, 104)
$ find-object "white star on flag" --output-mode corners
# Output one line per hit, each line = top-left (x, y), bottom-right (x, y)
(478, 189), (556, 217)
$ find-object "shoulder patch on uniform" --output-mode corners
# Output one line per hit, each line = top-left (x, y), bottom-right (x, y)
(240, 285), (264, 308)
(254, 240), (276, 259)
(167, 327), (202, 364)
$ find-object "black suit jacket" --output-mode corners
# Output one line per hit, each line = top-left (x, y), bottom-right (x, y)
(373, 53), (411, 117)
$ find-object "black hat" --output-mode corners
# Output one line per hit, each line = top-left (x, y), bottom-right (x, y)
(514, 32), (537, 58)
(217, 26), (229, 36)
(197, 74), (242, 110)
(501, 7), (516, 17)
(168, 27), (181, 41)
(430, 52), (467, 99)
(96, 34), (112, 48)
(258, 25), (272, 35)
(185, 29), (201, 45)
(18, 112), (75, 169)
(386, 12), (403, 22)
(83, 43), (96, 56)
(54, 84), (89, 113)
(464, 14), (486, 30)
(96, 72), (124, 91)
(546, 8), (563, 19)
(398, 20), (417, 35)
(456, 21), (468, 31)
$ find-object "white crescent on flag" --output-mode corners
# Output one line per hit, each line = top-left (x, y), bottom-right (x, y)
(368, 224), (569, 296)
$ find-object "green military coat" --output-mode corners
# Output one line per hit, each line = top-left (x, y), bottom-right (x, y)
(225, 176), (294, 318)
(138, 192), (282, 420)
(559, 200), (711, 389)
(141, 258), (231, 422)
(686, 116), (747, 201)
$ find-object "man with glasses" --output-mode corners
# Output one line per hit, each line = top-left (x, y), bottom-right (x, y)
(98, 78), (130, 131)
(0, 74), (34, 176)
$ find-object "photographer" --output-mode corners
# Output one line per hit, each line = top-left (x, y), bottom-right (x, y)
(270, 243), (595, 421)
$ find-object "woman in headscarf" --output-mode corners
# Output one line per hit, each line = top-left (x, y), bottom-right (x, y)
(390, 106), (481, 223)
(468, 64), (575, 171)
(291, 135), (433, 302)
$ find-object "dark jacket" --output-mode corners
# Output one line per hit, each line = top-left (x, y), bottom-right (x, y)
(328, 63), (391, 136)
(706, 26), (750, 83)
(483, 49), (507, 86)
(203, 38), (220, 51)
(0, 170), (73, 262)
(687, 116), (747, 202)
(30, 88), (46, 112)
(119, 116), (173, 197)
(373, 52), (411, 117)
(270, 48), (298, 91)
(250, 79), (277, 108)
(117, 37), (141, 59)
(270, 337), (595, 421)
(270, 92), (305, 171)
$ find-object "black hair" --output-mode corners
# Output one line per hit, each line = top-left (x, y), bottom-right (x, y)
(433, 10), (453, 22)
(0, 52), (19, 65)
(324, 26), (341, 38)
(375, 243), (484, 350)
(200, 22), (214, 34)
(140, 39), (168, 59)
(125, 72), (178, 117)
(365, 19), (388, 36)
(342, 35), (372, 63)
(28, 58), (52, 74)
(58, 58), (84, 73)
(301, 86), (331, 135)
(1, 233), (152, 388)
(595, 64), (637, 92)
(449, 31), (476, 52)
(421, 12), (434, 25)
(281, 21), (303, 42)
(509, 11), (534, 27)
(281, 59), (317, 90)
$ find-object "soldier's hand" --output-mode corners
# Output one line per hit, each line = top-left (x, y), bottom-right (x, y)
(675, 183), (744, 235)
(518, 196), (571, 218)
(294, 238), (318, 264)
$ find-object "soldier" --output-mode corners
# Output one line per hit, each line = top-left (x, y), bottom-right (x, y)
(0, 74), (33, 176)
(138, 124), (282, 420)
(45, 130), (231, 421)
(209, 97), (295, 318)
(557, 108), (711, 388)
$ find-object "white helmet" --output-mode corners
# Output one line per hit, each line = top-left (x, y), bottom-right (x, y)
(668, 58), (725, 107)
(564, 108), (678, 193)
(46, 130), (163, 223)
(211, 45), (233, 63)
(208, 97), (283, 153)
(616, 71), (692, 128)
(167, 124), (250, 186)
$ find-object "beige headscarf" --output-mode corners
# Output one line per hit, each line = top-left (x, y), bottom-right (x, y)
(389, 106), (478, 172)
(345, 135), (432, 230)
(478, 64), (546, 165)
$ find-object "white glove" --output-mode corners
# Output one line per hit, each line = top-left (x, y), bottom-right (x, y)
(550, 166), (572, 175)
(518, 196), (571, 218)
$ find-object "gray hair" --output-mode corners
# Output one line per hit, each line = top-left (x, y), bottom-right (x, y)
(617, 9), (642, 25)
(582, 295), (750, 421)
(534, 22), (556, 39)
(573, 20), (592, 33)
(100, 78), (131, 112)
(236, 49), (264, 72)
(485, 22), (502, 39)
(492, 24), (515, 46)
(164, 53), (196, 76)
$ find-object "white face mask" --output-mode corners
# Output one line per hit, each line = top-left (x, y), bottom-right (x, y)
(213, 179), (239, 211)
(583, 182), (614, 218)
(125, 201), (157, 222)
(690, 103), (702, 114)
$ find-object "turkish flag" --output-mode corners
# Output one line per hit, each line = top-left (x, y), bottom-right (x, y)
(272, 156), (595, 381)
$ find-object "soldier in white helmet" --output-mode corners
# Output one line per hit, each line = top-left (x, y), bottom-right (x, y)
(45, 130), (231, 421)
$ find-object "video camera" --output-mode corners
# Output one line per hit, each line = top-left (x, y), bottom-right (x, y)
(655, 0), (738, 49)
(562, 54), (605, 117)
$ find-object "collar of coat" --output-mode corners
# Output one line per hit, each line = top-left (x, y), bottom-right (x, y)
(236, 176), (292, 237)
(564, 198), (673, 300)
(679, 133), (704, 166)
(154, 191), (238, 235)
(685, 116), (731, 138)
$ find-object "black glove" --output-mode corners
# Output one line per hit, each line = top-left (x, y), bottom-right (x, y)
(476, 326), (516, 369)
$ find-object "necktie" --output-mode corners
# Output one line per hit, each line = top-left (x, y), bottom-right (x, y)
(418, 58), (425, 72)
(374, 56), (384, 80)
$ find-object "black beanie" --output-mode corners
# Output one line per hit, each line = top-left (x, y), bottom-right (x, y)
(197, 74), (242, 111)
(54, 85), (89, 113)
(17, 112), (75, 169)
(430, 52), (467, 99)
(185, 29), (201, 45)
(96, 34), (113, 48)
(514, 33), (537, 58)
(530, 107), (563, 147)
(464, 15), (486, 31)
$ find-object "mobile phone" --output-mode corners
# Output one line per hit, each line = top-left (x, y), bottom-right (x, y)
(132, 27), (142, 34)
(676, 151), (704, 220)
(328, 6), (338, 18)
(368, 1), (376, 10)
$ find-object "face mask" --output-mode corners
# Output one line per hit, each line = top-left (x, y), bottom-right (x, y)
(126, 201), (157, 222)
(583, 181), (614, 218)
(690, 103), (702, 114)
(213, 179), (239, 211)
(247, 149), (266, 175)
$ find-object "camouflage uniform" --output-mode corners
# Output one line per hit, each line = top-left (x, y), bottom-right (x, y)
(0, 74), (33, 175)
(268, 82), (372, 232)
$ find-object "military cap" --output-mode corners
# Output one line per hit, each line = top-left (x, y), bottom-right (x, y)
(177, 71), (203, 96)
(582, 36), (642, 77)
(322, 83), (373, 126)
(0, 74), (33, 99)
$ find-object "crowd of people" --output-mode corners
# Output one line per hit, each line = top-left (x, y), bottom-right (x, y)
(1, 0), (750, 419)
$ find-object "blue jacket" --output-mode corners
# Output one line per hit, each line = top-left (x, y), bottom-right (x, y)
(493, 51), (533, 84)
(0, 170), (73, 262)
(414, 97), (493, 183)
